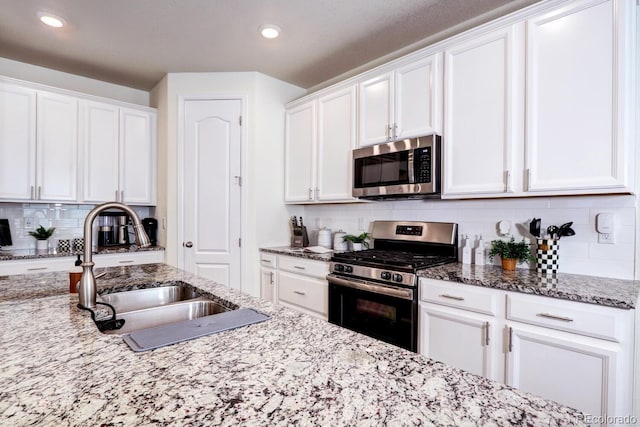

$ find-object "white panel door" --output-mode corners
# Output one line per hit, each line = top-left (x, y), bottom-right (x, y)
(442, 24), (523, 197)
(526, 0), (627, 192)
(317, 85), (356, 201)
(358, 71), (393, 146)
(120, 108), (156, 205)
(36, 91), (78, 201)
(395, 54), (442, 138)
(284, 100), (315, 202)
(183, 99), (242, 290)
(507, 325), (618, 421)
(81, 100), (120, 203)
(0, 83), (36, 200)
(419, 304), (496, 380)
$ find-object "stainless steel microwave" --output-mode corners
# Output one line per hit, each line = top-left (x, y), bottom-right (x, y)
(352, 135), (441, 199)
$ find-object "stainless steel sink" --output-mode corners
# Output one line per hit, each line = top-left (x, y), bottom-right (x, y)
(102, 298), (232, 335)
(98, 283), (199, 313)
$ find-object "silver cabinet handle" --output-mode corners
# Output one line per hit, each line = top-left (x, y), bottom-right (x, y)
(120, 190), (124, 202)
(293, 290), (306, 296)
(504, 170), (511, 192)
(536, 312), (574, 322)
(315, 187), (319, 199)
(294, 266), (306, 270)
(30, 186), (35, 199)
(37, 186), (42, 200)
(308, 188), (313, 200)
(526, 169), (531, 191)
(118, 260), (134, 264)
(261, 259), (272, 264)
(27, 267), (48, 271)
(485, 322), (490, 346)
(184, 241), (193, 248)
(439, 293), (464, 301)
(270, 271), (275, 285)
(508, 327), (513, 352)
(115, 190), (119, 202)
(393, 123), (398, 140)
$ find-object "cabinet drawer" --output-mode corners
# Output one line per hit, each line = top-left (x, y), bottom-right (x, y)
(506, 293), (626, 342)
(420, 278), (497, 316)
(260, 252), (277, 268)
(278, 255), (329, 279)
(278, 271), (328, 318)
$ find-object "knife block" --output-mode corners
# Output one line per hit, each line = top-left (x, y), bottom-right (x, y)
(291, 226), (309, 248)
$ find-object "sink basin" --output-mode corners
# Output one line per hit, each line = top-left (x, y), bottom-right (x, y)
(102, 299), (232, 335)
(98, 282), (199, 313)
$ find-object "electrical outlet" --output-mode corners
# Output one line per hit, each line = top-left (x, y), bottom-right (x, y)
(598, 233), (616, 244)
(358, 217), (365, 231)
(24, 217), (34, 228)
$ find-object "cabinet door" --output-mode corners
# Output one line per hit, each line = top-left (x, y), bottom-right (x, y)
(120, 108), (156, 205)
(358, 71), (393, 146)
(420, 304), (497, 380)
(260, 267), (276, 303)
(525, 0), (632, 193)
(284, 100), (316, 202)
(81, 100), (120, 203)
(36, 91), (79, 201)
(507, 325), (619, 421)
(442, 24), (523, 197)
(277, 270), (328, 320)
(0, 83), (36, 200)
(317, 86), (356, 201)
(395, 54), (442, 139)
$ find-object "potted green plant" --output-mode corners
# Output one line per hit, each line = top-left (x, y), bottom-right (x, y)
(342, 232), (370, 251)
(488, 237), (533, 271)
(29, 225), (56, 252)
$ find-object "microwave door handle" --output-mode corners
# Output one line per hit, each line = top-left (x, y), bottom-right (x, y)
(408, 148), (416, 184)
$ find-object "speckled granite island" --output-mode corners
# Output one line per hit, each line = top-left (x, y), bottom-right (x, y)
(0, 263), (586, 426)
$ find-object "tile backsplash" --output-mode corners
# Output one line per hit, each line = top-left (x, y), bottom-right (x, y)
(302, 195), (637, 280)
(0, 203), (151, 251)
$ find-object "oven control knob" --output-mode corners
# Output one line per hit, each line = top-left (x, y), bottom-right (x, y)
(392, 273), (403, 283)
(344, 266), (353, 274)
(381, 271), (391, 280)
(334, 264), (345, 272)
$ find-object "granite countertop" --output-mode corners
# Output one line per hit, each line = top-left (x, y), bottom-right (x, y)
(419, 263), (640, 310)
(0, 263), (585, 426)
(261, 247), (639, 310)
(0, 245), (165, 262)
(260, 246), (335, 262)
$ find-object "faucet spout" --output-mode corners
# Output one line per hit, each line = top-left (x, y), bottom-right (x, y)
(77, 202), (151, 310)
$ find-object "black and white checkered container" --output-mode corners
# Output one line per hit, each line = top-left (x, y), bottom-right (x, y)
(536, 238), (559, 275)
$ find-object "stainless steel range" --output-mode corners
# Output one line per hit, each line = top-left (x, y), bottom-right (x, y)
(327, 220), (458, 352)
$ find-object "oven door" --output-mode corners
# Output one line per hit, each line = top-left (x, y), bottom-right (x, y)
(327, 273), (418, 352)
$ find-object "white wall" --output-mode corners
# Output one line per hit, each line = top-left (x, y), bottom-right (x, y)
(150, 72), (305, 296)
(0, 57), (150, 106)
(303, 195), (637, 280)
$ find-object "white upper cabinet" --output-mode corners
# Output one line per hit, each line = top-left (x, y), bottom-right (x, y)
(119, 108), (156, 205)
(0, 83), (36, 200)
(36, 91), (79, 202)
(358, 53), (442, 147)
(442, 24), (523, 197)
(285, 84), (357, 204)
(284, 100), (316, 203)
(81, 101), (156, 205)
(525, 0), (634, 194)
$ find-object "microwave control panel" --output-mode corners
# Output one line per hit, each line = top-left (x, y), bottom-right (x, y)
(414, 147), (431, 183)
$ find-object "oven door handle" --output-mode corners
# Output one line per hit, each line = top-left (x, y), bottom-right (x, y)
(327, 274), (414, 301)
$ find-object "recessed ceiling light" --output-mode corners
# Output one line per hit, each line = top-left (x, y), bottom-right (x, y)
(259, 25), (281, 39)
(37, 11), (66, 28)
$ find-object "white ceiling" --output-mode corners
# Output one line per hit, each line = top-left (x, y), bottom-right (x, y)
(0, 0), (540, 91)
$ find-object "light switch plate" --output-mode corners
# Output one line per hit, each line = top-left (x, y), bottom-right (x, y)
(598, 233), (615, 244)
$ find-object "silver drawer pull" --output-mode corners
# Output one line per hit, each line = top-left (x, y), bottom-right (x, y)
(293, 290), (306, 296)
(118, 260), (135, 264)
(294, 266), (306, 270)
(536, 312), (574, 322)
(27, 267), (48, 271)
(262, 259), (272, 263)
(439, 293), (464, 301)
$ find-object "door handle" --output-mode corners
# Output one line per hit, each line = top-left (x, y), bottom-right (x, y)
(183, 241), (193, 248)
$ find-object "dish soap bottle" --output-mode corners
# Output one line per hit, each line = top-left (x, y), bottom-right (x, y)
(462, 234), (472, 264)
(69, 254), (82, 293)
(475, 235), (486, 266)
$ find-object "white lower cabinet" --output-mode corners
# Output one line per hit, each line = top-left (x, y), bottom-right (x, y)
(419, 277), (635, 422)
(260, 252), (329, 320)
(0, 250), (165, 276)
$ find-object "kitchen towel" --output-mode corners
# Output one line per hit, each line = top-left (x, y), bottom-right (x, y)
(122, 308), (270, 352)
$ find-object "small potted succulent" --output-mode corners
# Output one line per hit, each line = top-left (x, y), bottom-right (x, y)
(488, 237), (533, 271)
(343, 232), (370, 251)
(29, 225), (56, 252)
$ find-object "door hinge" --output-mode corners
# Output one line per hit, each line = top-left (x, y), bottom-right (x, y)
(238, 237), (241, 247)
(239, 116), (242, 126)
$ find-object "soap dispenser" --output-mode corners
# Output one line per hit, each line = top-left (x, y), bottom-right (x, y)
(475, 235), (486, 266)
(69, 254), (82, 293)
(462, 234), (472, 264)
